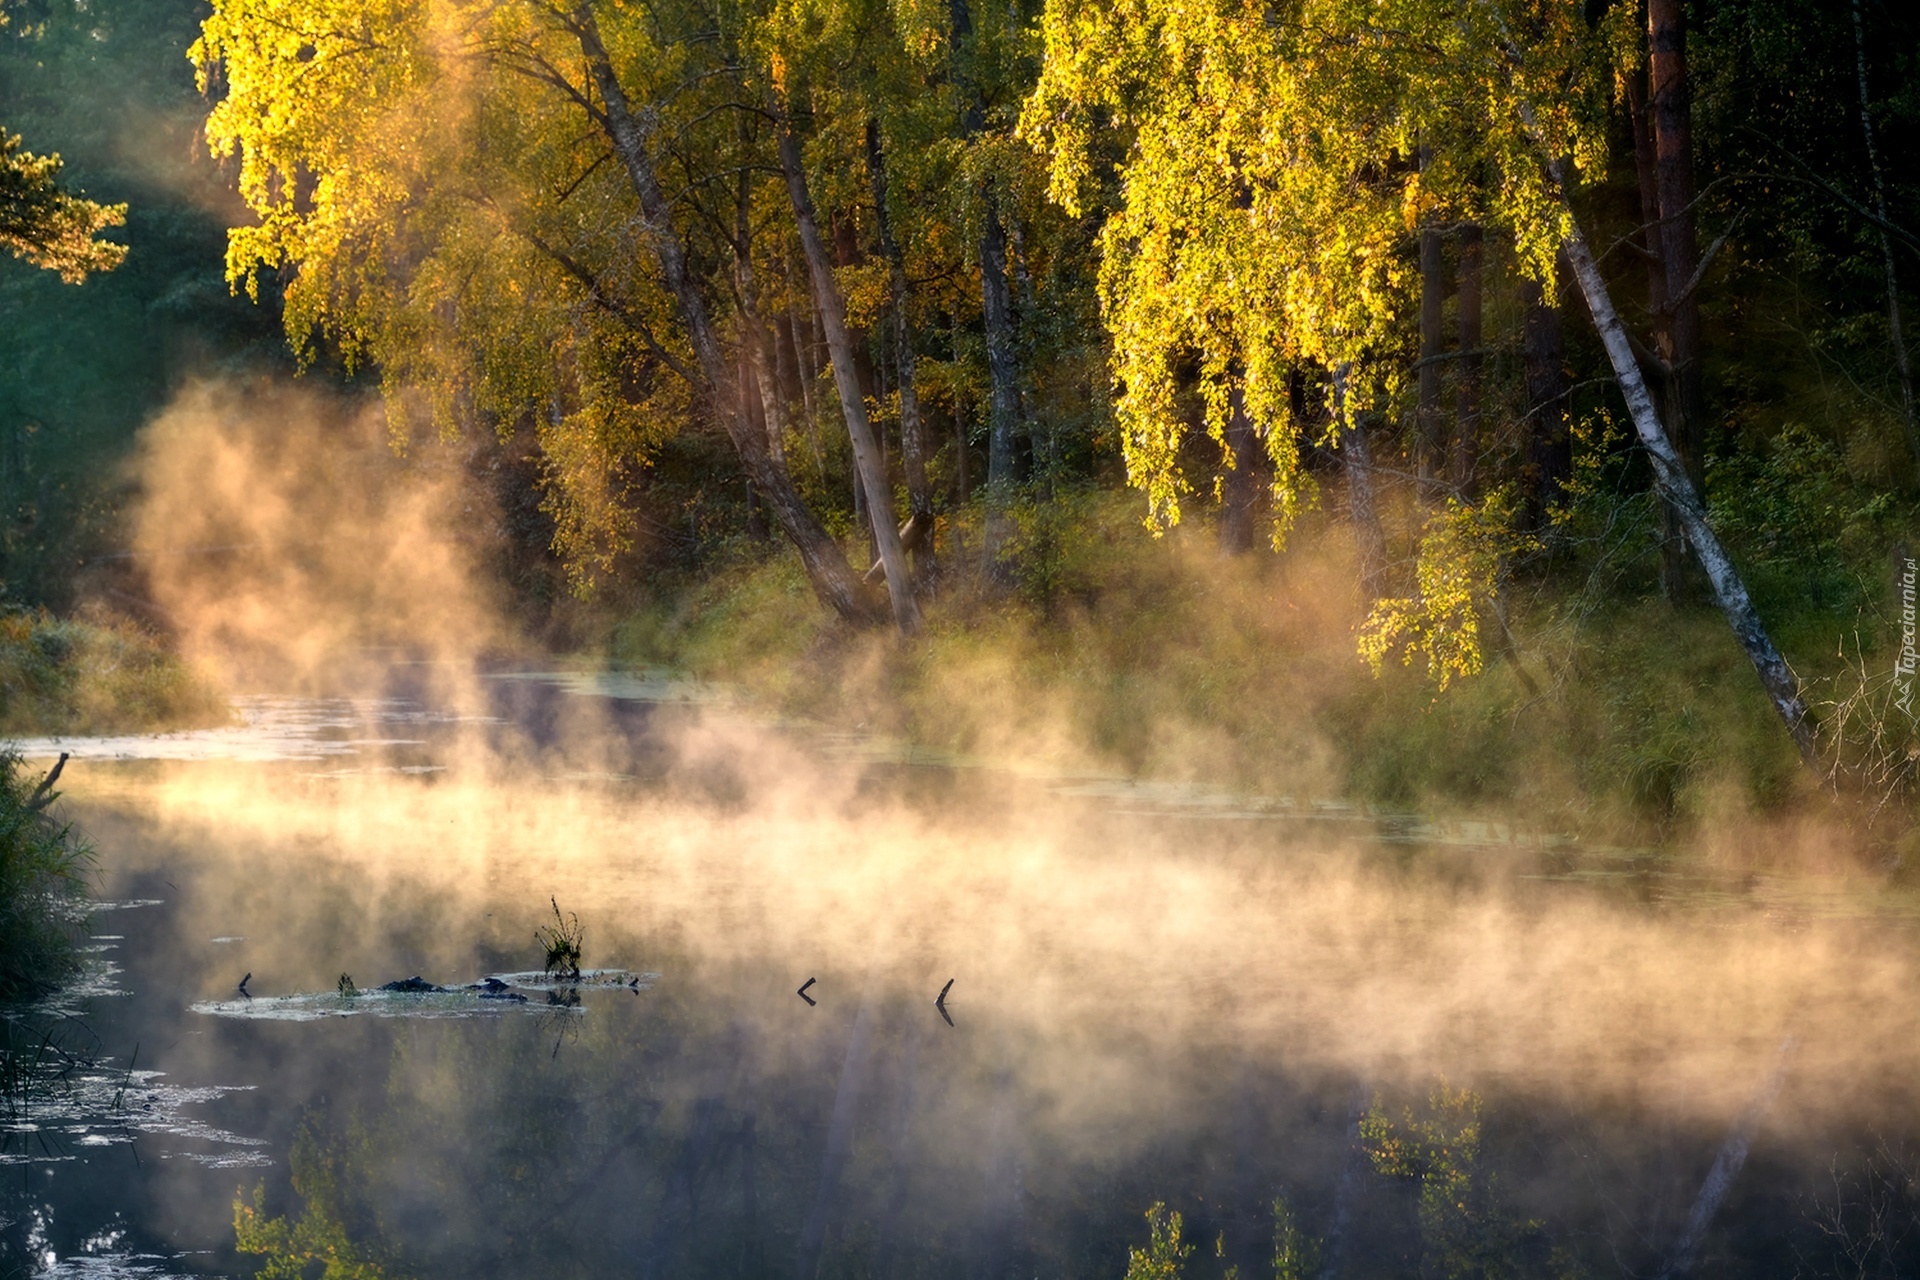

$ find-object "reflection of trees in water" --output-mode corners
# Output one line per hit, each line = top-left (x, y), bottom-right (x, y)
(230, 976), (1012, 1278)
(1804, 1140), (1920, 1278)
(225, 1007), (1920, 1280)
(236, 1119), (397, 1280)
(1360, 1085), (1551, 1279)
(1109, 1083), (1920, 1280)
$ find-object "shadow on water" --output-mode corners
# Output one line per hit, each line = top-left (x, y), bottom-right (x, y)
(4, 669), (1920, 1277)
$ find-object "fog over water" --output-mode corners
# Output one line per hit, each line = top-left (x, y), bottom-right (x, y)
(5, 382), (1920, 1277)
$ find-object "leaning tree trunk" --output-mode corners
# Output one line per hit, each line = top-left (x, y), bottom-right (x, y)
(567, 5), (875, 623)
(772, 100), (921, 633)
(1485, 11), (1819, 764)
(1555, 191), (1815, 764)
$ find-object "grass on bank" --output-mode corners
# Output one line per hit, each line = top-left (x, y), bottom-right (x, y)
(0, 750), (91, 1001)
(607, 471), (1909, 854)
(0, 608), (228, 737)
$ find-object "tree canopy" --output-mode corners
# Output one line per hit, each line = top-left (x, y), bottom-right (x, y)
(176, 0), (1920, 771)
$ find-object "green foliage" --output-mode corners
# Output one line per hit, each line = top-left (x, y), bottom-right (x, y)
(1024, 0), (1615, 542)
(1123, 1203), (1193, 1280)
(0, 747), (90, 1001)
(0, 0), (287, 609)
(1708, 423), (1898, 615)
(1359, 489), (1538, 692)
(1115, 1197), (1320, 1280)
(0, 128), (124, 281)
(235, 1118), (400, 1279)
(1269, 1195), (1319, 1280)
(0, 610), (227, 736)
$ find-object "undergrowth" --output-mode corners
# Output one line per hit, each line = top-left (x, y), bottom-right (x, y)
(607, 427), (1918, 854)
(0, 749), (92, 1001)
(0, 608), (227, 735)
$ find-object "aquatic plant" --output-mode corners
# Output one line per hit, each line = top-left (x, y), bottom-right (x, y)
(0, 748), (91, 1001)
(337, 973), (359, 998)
(535, 897), (583, 980)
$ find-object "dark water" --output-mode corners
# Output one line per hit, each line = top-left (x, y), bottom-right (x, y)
(4, 669), (1920, 1279)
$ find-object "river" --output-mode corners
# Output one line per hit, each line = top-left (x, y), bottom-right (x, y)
(3, 664), (1918, 1278)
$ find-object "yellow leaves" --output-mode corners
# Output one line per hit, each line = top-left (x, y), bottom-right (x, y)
(1028, 0), (1613, 558)
(1357, 487), (1537, 691)
(1122, 1204), (1194, 1280)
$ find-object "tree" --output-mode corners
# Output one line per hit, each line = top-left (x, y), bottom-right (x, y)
(1028, 0), (1817, 763)
(192, 0), (894, 620)
(0, 130), (125, 281)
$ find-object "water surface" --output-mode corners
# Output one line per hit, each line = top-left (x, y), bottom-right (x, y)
(6, 669), (1919, 1278)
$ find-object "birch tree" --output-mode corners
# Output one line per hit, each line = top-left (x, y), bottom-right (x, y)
(1027, 0), (1817, 763)
(193, 0), (894, 618)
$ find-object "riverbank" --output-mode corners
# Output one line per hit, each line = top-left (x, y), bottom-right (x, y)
(604, 491), (1886, 858)
(0, 610), (228, 738)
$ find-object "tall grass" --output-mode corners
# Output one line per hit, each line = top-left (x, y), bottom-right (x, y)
(0, 608), (227, 736)
(606, 478), (1893, 851)
(0, 749), (92, 1001)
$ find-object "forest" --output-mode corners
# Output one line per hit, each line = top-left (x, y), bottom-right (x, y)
(8, 5), (1920, 1278)
(4, 0), (1920, 835)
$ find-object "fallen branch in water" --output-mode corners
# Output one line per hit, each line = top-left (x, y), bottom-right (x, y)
(26, 753), (67, 813)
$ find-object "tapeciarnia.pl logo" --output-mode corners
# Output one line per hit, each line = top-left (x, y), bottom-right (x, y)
(1898, 555), (1917, 718)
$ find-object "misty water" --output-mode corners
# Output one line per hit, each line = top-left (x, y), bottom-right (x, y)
(6, 666), (1920, 1279)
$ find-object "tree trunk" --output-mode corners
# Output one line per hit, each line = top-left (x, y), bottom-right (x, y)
(1852, 0), (1920, 463)
(772, 99), (921, 632)
(1626, 66), (1690, 594)
(1453, 221), (1484, 496)
(953, 319), (970, 504)
(979, 187), (1021, 575)
(1520, 271), (1572, 531)
(1557, 196), (1815, 765)
(734, 137), (790, 473)
(568, 4), (875, 623)
(786, 259), (826, 474)
(1649, 0), (1704, 475)
(1334, 367), (1387, 599)
(1220, 382), (1258, 555)
(949, 0), (1021, 577)
(865, 119), (936, 580)
(1649, 0), (1706, 601)
(1417, 146), (1446, 496)
(1624, 71), (1669, 319)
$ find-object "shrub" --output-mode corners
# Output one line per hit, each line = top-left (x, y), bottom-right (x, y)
(0, 749), (91, 1001)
